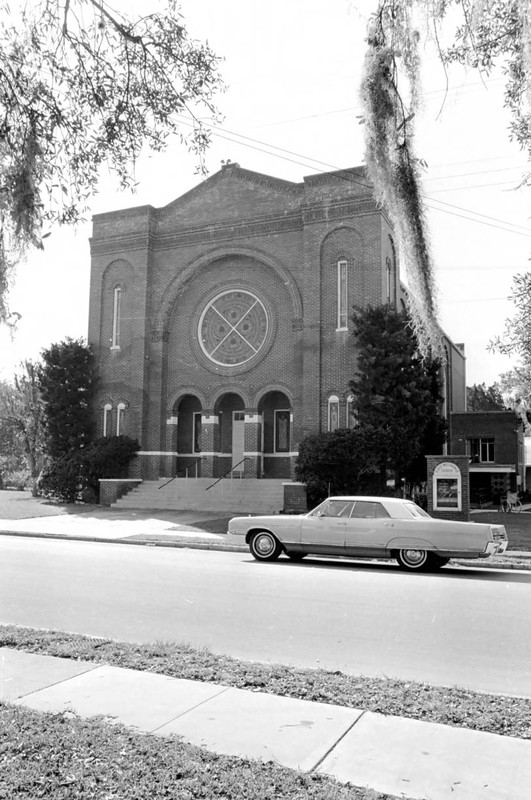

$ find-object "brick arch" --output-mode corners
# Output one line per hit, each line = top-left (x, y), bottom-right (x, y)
(254, 384), (293, 408)
(210, 386), (251, 409)
(319, 224), (365, 258)
(157, 246), (303, 333)
(167, 387), (208, 415)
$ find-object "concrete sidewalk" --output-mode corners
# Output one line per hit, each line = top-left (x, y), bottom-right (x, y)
(1, 646), (530, 800)
(1, 506), (531, 570)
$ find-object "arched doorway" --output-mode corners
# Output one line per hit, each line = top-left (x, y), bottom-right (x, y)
(215, 393), (245, 475)
(175, 394), (202, 476)
(259, 391), (292, 478)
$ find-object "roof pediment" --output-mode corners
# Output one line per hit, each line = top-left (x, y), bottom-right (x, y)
(156, 164), (304, 231)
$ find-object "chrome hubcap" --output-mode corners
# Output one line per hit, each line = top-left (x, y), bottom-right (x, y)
(256, 534), (273, 554)
(403, 549), (426, 566)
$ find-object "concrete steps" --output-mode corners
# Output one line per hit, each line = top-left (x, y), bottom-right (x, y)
(113, 478), (285, 514)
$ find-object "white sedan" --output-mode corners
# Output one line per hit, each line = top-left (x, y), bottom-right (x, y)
(227, 496), (508, 571)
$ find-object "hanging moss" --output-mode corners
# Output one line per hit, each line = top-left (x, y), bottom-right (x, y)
(361, 2), (441, 356)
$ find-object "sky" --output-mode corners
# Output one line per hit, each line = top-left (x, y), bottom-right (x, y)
(1, 0), (530, 387)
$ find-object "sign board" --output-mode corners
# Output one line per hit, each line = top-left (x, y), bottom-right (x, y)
(433, 461), (462, 512)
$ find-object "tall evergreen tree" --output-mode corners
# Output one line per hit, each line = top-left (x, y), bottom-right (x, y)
(38, 338), (96, 459)
(349, 305), (446, 491)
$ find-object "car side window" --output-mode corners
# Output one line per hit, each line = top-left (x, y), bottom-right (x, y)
(350, 501), (390, 519)
(320, 500), (354, 517)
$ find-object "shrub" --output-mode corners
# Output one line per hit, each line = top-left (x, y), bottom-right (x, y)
(3, 469), (31, 490)
(38, 436), (139, 503)
(295, 428), (385, 507)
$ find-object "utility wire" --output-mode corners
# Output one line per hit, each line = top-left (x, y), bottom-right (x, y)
(176, 115), (530, 238)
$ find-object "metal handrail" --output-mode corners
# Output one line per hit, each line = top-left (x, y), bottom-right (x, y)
(205, 457), (249, 491)
(158, 456), (204, 489)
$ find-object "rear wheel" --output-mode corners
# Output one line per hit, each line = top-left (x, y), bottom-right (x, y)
(249, 531), (282, 562)
(396, 548), (429, 571)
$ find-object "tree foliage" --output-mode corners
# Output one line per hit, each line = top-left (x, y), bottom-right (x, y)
(361, 0), (531, 354)
(497, 365), (531, 433)
(37, 337), (96, 459)
(0, 361), (44, 479)
(490, 272), (531, 360)
(349, 304), (446, 490)
(466, 382), (507, 411)
(295, 427), (388, 507)
(0, 0), (222, 323)
(38, 434), (139, 503)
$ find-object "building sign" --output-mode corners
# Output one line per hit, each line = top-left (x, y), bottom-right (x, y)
(433, 462), (462, 511)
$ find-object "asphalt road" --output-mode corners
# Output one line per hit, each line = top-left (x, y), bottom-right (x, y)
(1, 536), (531, 697)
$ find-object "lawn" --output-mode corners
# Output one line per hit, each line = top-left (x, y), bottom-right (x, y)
(1, 625), (530, 741)
(3, 624), (530, 800)
(471, 510), (531, 551)
(0, 704), (393, 800)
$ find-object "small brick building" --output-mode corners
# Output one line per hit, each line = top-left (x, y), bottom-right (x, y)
(88, 164), (465, 483)
(449, 411), (525, 503)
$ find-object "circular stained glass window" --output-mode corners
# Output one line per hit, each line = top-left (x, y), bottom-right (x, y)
(198, 290), (269, 366)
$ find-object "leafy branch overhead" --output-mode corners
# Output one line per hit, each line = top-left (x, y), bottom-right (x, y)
(0, 0), (223, 322)
(360, 0), (531, 356)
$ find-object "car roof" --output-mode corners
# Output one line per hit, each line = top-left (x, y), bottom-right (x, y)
(325, 496), (412, 504)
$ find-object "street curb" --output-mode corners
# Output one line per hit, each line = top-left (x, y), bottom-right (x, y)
(0, 529), (248, 553)
(1, 529), (530, 568)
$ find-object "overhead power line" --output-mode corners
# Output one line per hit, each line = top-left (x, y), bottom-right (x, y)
(176, 115), (531, 239)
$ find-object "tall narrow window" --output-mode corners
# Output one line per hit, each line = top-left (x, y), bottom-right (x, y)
(346, 395), (358, 428)
(193, 412), (202, 452)
(328, 395), (340, 432)
(103, 404), (112, 437)
(274, 410), (291, 453)
(116, 402), (126, 435)
(112, 286), (121, 348)
(337, 260), (348, 330)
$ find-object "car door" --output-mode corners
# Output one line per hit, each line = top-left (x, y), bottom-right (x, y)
(344, 500), (393, 556)
(300, 499), (353, 553)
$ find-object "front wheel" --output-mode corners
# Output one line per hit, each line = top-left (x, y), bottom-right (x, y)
(249, 531), (282, 562)
(396, 548), (430, 571)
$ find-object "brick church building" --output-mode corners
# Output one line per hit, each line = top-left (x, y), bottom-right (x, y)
(88, 163), (466, 492)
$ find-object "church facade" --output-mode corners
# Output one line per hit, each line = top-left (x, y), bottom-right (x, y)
(88, 164), (465, 482)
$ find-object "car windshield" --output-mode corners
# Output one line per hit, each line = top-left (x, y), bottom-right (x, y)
(401, 503), (431, 519)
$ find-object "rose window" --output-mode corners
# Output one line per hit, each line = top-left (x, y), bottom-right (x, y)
(198, 290), (269, 366)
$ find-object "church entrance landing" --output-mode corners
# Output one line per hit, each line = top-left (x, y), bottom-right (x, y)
(168, 390), (293, 479)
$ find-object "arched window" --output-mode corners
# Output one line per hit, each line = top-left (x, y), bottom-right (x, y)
(111, 286), (121, 349)
(116, 402), (126, 436)
(103, 404), (112, 437)
(328, 395), (340, 432)
(346, 395), (358, 428)
(336, 259), (348, 330)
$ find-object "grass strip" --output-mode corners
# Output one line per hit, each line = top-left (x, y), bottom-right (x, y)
(0, 704), (399, 800)
(1, 624), (530, 741)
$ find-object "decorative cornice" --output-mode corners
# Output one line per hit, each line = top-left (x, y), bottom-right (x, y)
(154, 213), (303, 250)
(90, 234), (153, 256)
(302, 197), (378, 224)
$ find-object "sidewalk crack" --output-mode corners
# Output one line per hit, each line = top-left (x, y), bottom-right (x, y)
(310, 710), (366, 772)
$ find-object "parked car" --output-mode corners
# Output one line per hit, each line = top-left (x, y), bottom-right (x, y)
(227, 496), (508, 571)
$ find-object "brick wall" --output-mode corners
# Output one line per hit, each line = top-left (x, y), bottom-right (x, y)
(450, 411), (520, 464)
